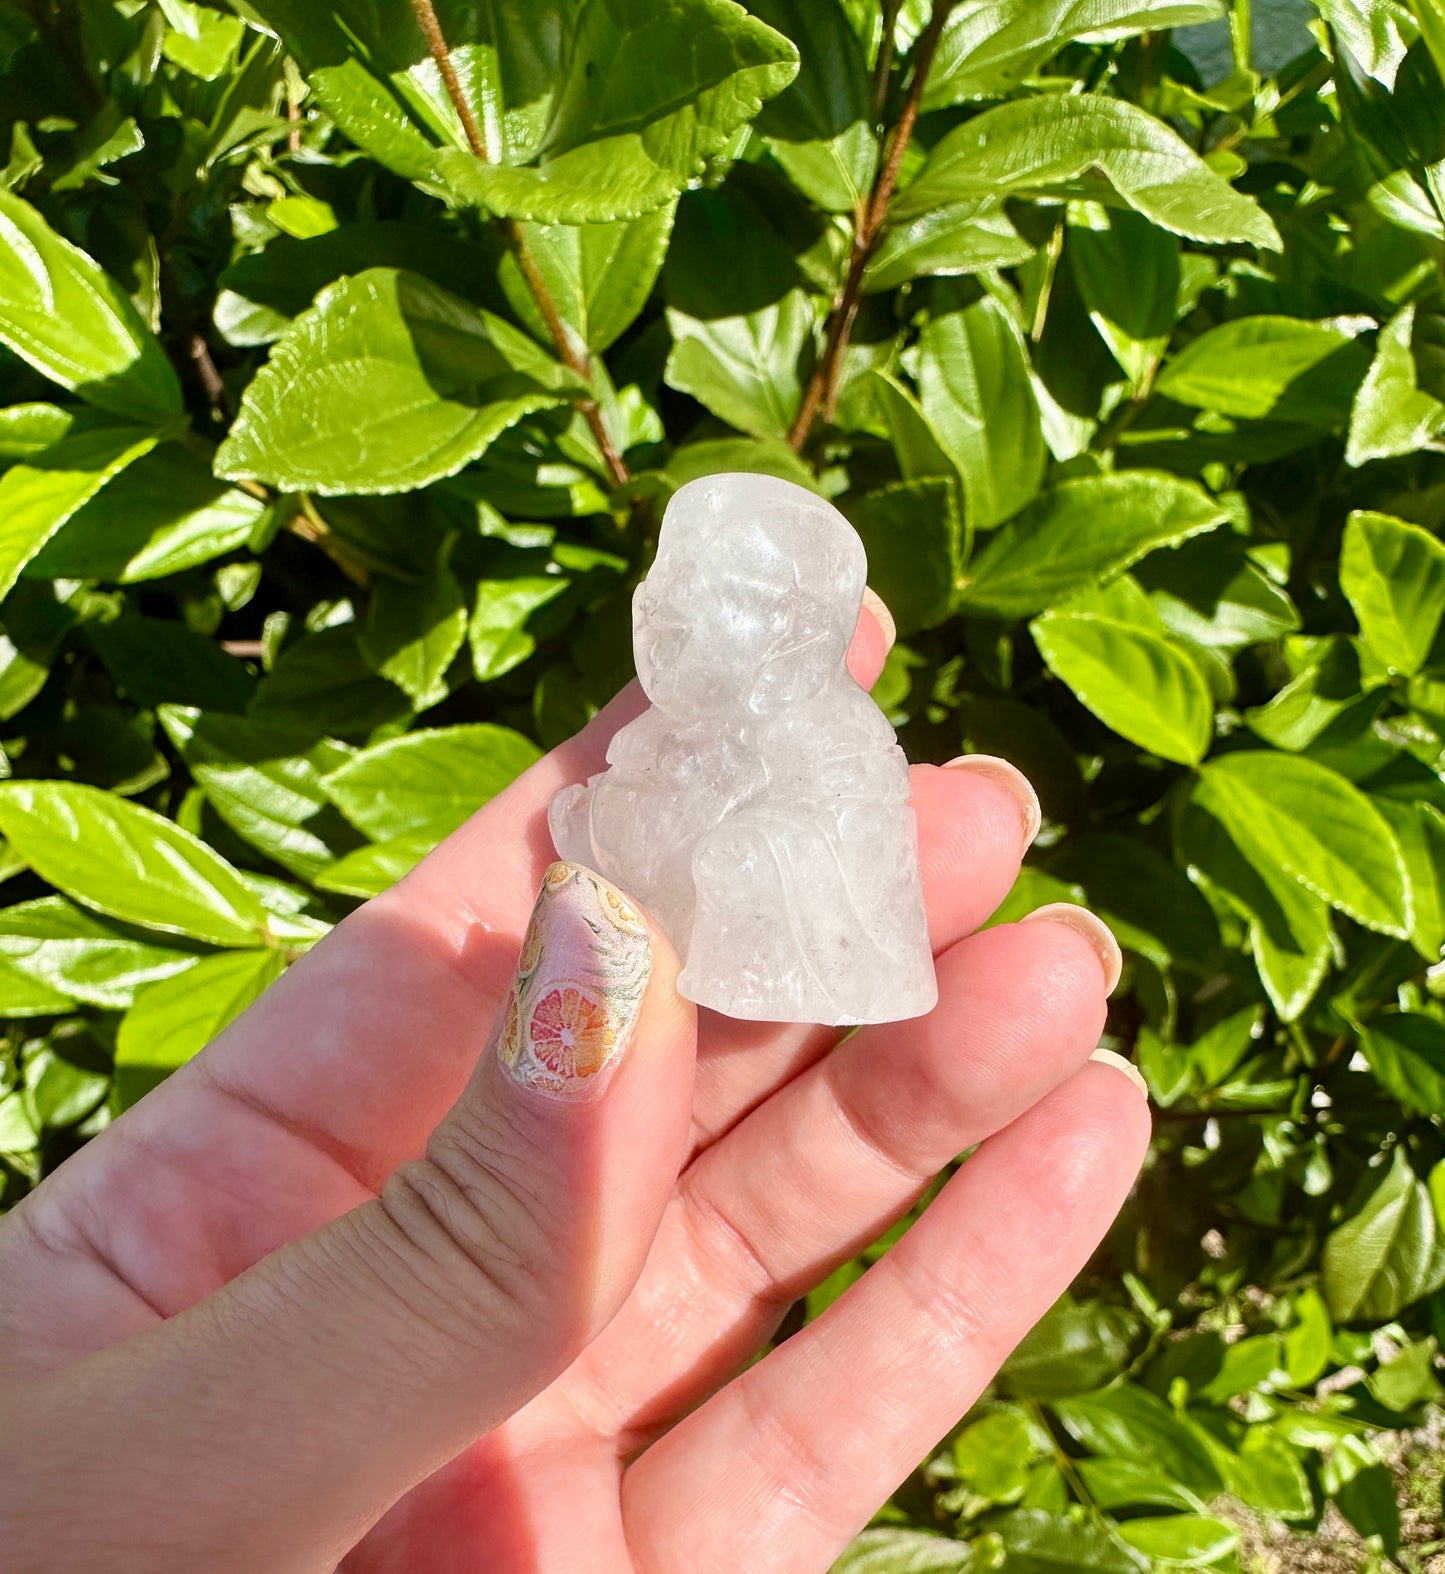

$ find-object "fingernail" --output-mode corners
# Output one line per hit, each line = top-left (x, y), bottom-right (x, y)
(861, 585), (896, 654)
(496, 862), (652, 1100)
(942, 754), (1041, 851)
(1021, 902), (1123, 995)
(1089, 1047), (1149, 1099)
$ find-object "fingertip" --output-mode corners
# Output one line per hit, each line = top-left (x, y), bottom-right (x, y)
(847, 591), (894, 687)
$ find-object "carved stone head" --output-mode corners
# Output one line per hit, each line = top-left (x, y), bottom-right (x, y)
(633, 474), (867, 718)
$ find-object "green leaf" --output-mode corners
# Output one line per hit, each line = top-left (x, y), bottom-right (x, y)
(470, 575), (571, 681)
(0, 955), (75, 1016)
(891, 95), (1280, 250)
(1284, 1287), (1334, 1387)
(954, 1411), (1033, 1503)
(114, 948), (287, 1108)
(844, 479), (962, 636)
(746, 0), (874, 213)
(250, 626), (413, 739)
(1347, 305), (1445, 464)
(431, 0), (798, 222)
(923, 0), (1226, 107)
(1340, 509), (1445, 676)
(0, 582), (76, 721)
(322, 723), (542, 843)
(1193, 752), (1410, 936)
(501, 206), (675, 353)
(1357, 1013), (1445, 1114)
(0, 781), (272, 947)
(359, 541), (468, 712)
(992, 1509), (1145, 1574)
(1323, 1148), (1445, 1323)
(1316, 0), (1420, 86)
(864, 202), (1036, 294)
(87, 616), (257, 714)
(1053, 1385), (1224, 1497)
(312, 835), (432, 899)
(0, 423), (160, 602)
(665, 291), (812, 440)
(997, 1294), (1138, 1399)
(957, 472), (1229, 619)
(215, 269), (576, 496)
(831, 1529), (979, 1573)
(1178, 798), (1333, 1022)
(1069, 206), (1179, 394)
(158, 0), (245, 79)
(29, 444), (264, 583)
(1322, 1435), (1402, 1553)
(1050, 832), (1221, 970)
(1032, 588), (1214, 766)
(0, 896), (201, 1009)
(916, 294), (1044, 530)
(158, 706), (359, 884)
(0, 188), (182, 422)
(0, 402), (74, 464)
(1156, 316), (1372, 424)
(1115, 1515), (1239, 1566)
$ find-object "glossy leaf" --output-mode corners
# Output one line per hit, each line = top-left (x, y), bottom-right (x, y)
(115, 948), (287, 1108)
(916, 295), (1044, 530)
(1157, 316), (1371, 423)
(1069, 206), (1179, 394)
(1193, 752), (1410, 936)
(1347, 305), (1445, 464)
(323, 724), (542, 843)
(957, 472), (1229, 619)
(892, 95), (1281, 250)
(159, 707), (359, 884)
(0, 188), (181, 422)
(1323, 1148), (1445, 1323)
(1032, 590), (1213, 766)
(216, 269), (577, 495)
(844, 479), (962, 636)
(0, 781), (271, 947)
(922, 0), (1225, 107)
(0, 896), (201, 1009)
(665, 292), (812, 441)
(1340, 509), (1445, 676)
(0, 423), (160, 602)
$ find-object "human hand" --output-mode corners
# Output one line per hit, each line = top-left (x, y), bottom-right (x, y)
(0, 604), (1150, 1573)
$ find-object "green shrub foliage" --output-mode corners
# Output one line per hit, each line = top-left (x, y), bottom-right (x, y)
(2, 0), (1444, 1563)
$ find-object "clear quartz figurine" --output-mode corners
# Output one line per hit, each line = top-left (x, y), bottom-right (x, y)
(549, 473), (937, 1025)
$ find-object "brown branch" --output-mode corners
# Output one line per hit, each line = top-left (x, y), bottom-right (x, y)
(407, 0), (630, 490)
(789, 0), (957, 450)
(188, 332), (228, 420)
(872, 0), (905, 122)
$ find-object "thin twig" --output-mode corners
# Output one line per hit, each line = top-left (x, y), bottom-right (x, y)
(406, 0), (630, 490)
(872, 0), (905, 121)
(789, 0), (957, 450)
(188, 332), (228, 420)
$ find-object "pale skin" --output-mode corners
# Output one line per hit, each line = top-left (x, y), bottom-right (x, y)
(0, 604), (1151, 1572)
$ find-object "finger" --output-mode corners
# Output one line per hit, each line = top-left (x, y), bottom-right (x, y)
(687, 754), (1041, 1152)
(563, 909), (1119, 1439)
(622, 1060), (1150, 1572)
(1, 865), (695, 1574)
(0, 598), (896, 1365)
(170, 597), (895, 1183)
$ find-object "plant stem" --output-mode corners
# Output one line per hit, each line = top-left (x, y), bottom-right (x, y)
(788, 0), (957, 451)
(406, 0), (630, 490)
(872, 0), (904, 121)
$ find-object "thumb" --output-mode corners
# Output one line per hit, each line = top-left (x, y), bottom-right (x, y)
(13, 862), (694, 1574)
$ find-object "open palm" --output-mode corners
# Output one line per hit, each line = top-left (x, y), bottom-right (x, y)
(0, 613), (1148, 1573)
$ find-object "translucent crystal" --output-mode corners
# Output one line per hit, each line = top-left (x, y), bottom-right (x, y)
(549, 473), (937, 1025)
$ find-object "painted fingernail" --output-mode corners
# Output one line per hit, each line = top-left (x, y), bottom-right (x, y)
(1089, 1048), (1149, 1099)
(942, 754), (1041, 851)
(861, 585), (897, 654)
(1021, 902), (1123, 995)
(495, 862), (652, 1100)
